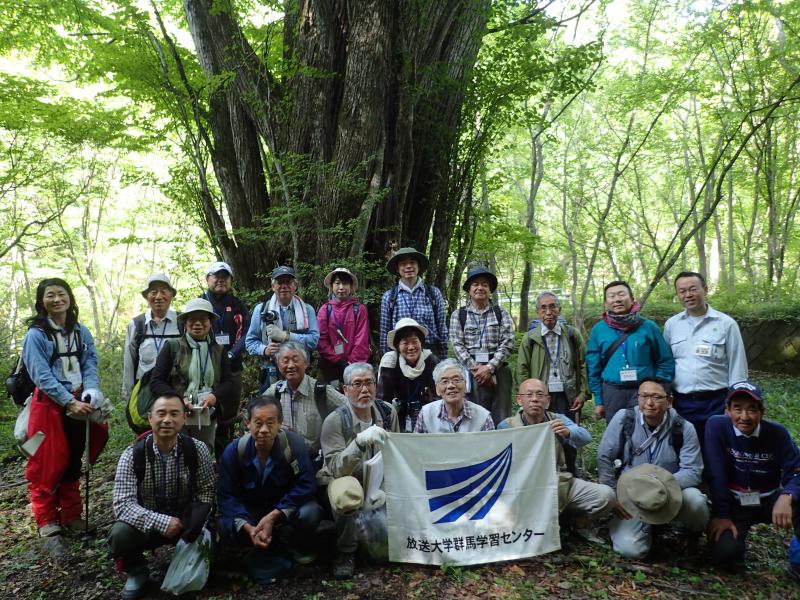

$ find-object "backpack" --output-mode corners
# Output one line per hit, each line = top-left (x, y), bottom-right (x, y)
(387, 283), (442, 351)
(236, 429), (300, 476)
(326, 302), (360, 325)
(132, 432), (198, 504)
(617, 408), (685, 469)
(335, 400), (393, 441)
(275, 379), (331, 423)
(5, 327), (83, 406)
(125, 338), (181, 434)
(131, 313), (183, 374)
(458, 305), (503, 332)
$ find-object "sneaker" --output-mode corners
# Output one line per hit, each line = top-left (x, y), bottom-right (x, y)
(332, 551), (355, 579)
(38, 523), (62, 538)
(122, 568), (150, 600)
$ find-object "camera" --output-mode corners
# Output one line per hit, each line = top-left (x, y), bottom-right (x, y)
(261, 308), (279, 324)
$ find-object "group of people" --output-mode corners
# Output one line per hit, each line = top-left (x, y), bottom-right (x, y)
(15, 249), (800, 598)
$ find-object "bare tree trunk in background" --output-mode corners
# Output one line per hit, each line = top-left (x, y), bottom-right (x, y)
(519, 113), (546, 331)
(727, 169), (735, 293)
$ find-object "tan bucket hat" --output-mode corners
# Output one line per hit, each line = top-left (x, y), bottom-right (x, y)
(617, 463), (683, 525)
(177, 298), (219, 324)
(328, 475), (364, 514)
(324, 267), (359, 291)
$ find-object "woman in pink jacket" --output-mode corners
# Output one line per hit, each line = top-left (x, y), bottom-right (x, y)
(317, 268), (371, 385)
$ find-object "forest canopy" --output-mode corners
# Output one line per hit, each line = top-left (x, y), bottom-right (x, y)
(2, 0), (799, 348)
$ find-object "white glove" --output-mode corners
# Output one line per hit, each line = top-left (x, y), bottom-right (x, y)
(355, 424), (387, 449)
(82, 388), (105, 408)
(266, 325), (289, 342)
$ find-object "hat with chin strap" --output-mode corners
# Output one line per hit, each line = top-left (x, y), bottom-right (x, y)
(386, 247), (429, 276)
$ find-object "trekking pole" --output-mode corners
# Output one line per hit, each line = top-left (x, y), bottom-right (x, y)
(81, 418), (92, 544)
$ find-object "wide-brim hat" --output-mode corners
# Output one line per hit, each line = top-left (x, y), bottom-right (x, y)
(617, 463), (682, 525)
(386, 247), (429, 276)
(177, 298), (219, 323)
(141, 273), (177, 299)
(328, 475), (364, 514)
(462, 267), (498, 292)
(387, 317), (429, 350)
(324, 267), (359, 291)
(726, 380), (764, 409)
(207, 261), (233, 277)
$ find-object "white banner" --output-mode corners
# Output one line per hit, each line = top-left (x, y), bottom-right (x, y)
(384, 425), (560, 566)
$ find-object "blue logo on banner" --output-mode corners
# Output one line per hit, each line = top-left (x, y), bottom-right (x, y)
(425, 444), (512, 524)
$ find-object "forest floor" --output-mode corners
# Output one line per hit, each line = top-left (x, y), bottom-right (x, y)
(0, 372), (799, 599)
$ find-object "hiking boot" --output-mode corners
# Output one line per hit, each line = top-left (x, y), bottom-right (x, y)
(40, 535), (66, 559)
(287, 545), (317, 566)
(62, 519), (87, 536)
(332, 551), (355, 579)
(38, 523), (62, 538)
(121, 567), (150, 600)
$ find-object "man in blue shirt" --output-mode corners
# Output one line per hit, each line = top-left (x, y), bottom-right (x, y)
(246, 266), (320, 391)
(664, 271), (747, 449)
(379, 247), (448, 359)
(705, 381), (800, 577)
(586, 281), (674, 423)
(218, 395), (322, 582)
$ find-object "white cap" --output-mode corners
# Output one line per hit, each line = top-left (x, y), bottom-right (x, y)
(207, 261), (233, 277)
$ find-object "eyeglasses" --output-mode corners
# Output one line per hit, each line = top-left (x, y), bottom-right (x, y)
(537, 304), (559, 312)
(637, 393), (668, 402)
(439, 376), (465, 386)
(348, 379), (376, 390)
(516, 392), (549, 399)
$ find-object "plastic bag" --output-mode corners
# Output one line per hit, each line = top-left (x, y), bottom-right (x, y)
(355, 505), (388, 563)
(161, 527), (211, 595)
(14, 395), (31, 443)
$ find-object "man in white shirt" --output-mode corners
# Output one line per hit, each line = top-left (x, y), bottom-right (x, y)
(663, 271), (748, 448)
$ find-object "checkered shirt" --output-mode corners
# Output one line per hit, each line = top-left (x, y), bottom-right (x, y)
(449, 302), (515, 371)
(379, 281), (448, 355)
(112, 435), (215, 535)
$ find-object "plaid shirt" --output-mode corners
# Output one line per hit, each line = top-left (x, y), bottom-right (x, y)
(379, 280), (448, 356)
(414, 399), (495, 433)
(449, 302), (515, 371)
(112, 436), (215, 535)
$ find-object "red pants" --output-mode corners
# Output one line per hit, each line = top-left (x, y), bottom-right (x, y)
(25, 389), (107, 528)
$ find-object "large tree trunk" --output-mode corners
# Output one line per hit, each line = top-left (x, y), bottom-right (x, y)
(182, 0), (489, 291)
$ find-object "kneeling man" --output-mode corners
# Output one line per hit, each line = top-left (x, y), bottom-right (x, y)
(706, 381), (800, 577)
(499, 379), (615, 521)
(217, 395), (322, 582)
(109, 394), (215, 600)
(597, 378), (709, 559)
(320, 363), (399, 579)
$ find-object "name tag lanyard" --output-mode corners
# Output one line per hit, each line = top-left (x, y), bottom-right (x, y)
(469, 311), (489, 350)
(330, 308), (350, 345)
(545, 334), (562, 379)
(192, 342), (212, 388)
(149, 319), (169, 354)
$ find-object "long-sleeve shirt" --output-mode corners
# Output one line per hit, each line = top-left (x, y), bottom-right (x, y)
(121, 309), (181, 400)
(449, 302), (515, 373)
(517, 324), (591, 403)
(663, 306), (748, 393)
(597, 406), (703, 490)
(413, 399), (495, 433)
(22, 323), (99, 407)
(202, 292), (250, 372)
(245, 299), (319, 357)
(704, 415), (800, 519)
(316, 297), (370, 365)
(321, 401), (399, 482)
(498, 410), (592, 449)
(113, 435), (215, 535)
(264, 375), (346, 457)
(379, 280), (447, 356)
(217, 430), (316, 534)
(586, 319), (674, 406)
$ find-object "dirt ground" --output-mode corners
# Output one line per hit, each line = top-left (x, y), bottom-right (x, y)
(0, 450), (798, 599)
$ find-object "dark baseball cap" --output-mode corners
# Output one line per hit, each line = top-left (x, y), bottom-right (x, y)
(271, 265), (297, 280)
(726, 380), (764, 409)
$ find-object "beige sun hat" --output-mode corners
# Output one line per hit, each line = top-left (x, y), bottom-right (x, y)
(617, 463), (683, 525)
(327, 476), (364, 514)
(387, 317), (429, 350)
(324, 267), (359, 291)
(177, 298), (219, 324)
(140, 273), (177, 298)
